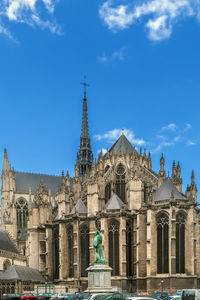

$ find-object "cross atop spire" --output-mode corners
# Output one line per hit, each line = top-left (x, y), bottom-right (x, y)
(80, 75), (90, 98)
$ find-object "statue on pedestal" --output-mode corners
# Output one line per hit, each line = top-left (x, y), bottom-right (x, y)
(92, 229), (107, 265)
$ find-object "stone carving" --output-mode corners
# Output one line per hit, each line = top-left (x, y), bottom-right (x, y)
(34, 180), (48, 205)
(92, 229), (107, 265)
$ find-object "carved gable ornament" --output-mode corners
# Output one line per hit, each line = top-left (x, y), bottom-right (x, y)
(34, 180), (48, 205)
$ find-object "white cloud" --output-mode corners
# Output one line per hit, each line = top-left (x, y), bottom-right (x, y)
(187, 140), (196, 146)
(184, 123), (192, 131)
(94, 128), (146, 146)
(98, 148), (108, 155)
(98, 47), (126, 63)
(98, 55), (108, 63)
(151, 141), (174, 153)
(99, 0), (199, 41)
(161, 123), (178, 131)
(0, 0), (62, 39)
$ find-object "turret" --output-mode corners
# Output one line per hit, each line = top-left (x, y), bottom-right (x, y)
(186, 170), (197, 202)
(76, 79), (93, 177)
(147, 152), (152, 169)
(172, 160), (176, 178)
(2, 148), (11, 192)
(158, 153), (166, 187)
(171, 161), (182, 192)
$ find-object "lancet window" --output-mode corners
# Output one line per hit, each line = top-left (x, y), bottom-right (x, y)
(16, 198), (28, 229)
(53, 225), (59, 280)
(67, 225), (74, 277)
(157, 212), (169, 274)
(115, 163), (126, 202)
(105, 182), (111, 203)
(126, 221), (133, 277)
(108, 220), (119, 276)
(80, 224), (90, 277)
(176, 213), (186, 273)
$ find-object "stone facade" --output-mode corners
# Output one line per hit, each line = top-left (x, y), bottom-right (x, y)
(1, 91), (200, 293)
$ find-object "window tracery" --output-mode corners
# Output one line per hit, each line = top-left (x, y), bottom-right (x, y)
(157, 212), (169, 274)
(126, 221), (133, 277)
(105, 182), (111, 202)
(53, 225), (59, 279)
(16, 198), (28, 229)
(176, 213), (186, 273)
(115, 163), (126, 202)
(80, 224), (90, 277)
(67, 225), (74, 277)
(108, 220), (119, 276)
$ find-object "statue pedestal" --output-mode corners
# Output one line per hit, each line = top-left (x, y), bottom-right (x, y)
(85, 264), (118, 293)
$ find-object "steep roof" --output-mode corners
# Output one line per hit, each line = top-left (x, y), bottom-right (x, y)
(0, 265), (45, 282)
(70, 198), (87, 214)
(109, 134), (136, 155)
(105, 193), (127, 210)
(15, 172), (74, 194)
(154, 178), (185, 202)
(0, 230), (19, 254)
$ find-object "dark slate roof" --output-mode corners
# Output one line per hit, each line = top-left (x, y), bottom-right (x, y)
(154, 178), (185, 202)
(109, 134), (136, 155)
(15, 172), (74, 194)
(0, 265), (45, 282)
(0, 230), (19, 254)
(105, 193), (127, 210)
(70, 199), (87, 214)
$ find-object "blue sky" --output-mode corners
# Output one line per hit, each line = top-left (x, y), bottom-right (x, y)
(0, 0), (200, 198)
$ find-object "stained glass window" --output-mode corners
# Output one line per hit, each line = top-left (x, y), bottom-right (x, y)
(109, 220), (119, 276)
(80, 225), (90, 277)
(157, 213), (169, 274)
(176, 213), (186, 273)
(67, 225), (74, 277)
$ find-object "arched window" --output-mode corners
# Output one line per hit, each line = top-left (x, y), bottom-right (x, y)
(3, 259), (11, 271)
(116, 164), (126, 202)
(157, 213), (169, 274)
(176, 213), (186, 273)
(16, 198), (28, 230)
(53, 225), (59, 280)
(126, 221), (133, 277)
(80, 225), (90, 277)
(67, 225), (74, 278)
(105, 182), (111, 203)
(108, 220), (119, 276)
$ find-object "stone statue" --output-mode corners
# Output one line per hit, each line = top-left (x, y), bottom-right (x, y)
(92, 229), (107, 265)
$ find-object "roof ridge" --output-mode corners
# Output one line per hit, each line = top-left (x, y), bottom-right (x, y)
(15, 171), (62, 177)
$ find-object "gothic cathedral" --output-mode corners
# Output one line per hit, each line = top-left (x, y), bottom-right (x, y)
(1, 90), (200, 292)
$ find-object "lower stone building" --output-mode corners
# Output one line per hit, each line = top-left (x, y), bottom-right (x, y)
(1, 89), (200, 292)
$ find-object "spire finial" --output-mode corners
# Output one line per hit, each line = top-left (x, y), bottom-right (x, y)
(80, 75), (90, 99)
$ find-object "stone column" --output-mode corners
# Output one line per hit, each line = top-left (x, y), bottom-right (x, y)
(46, 226), (53, 280)
(171, 208), (176, 274)
(28, 228), (39, 270)
(73, 218), (80, 279)
(101, 218), (109, 263)
(89, 219), (96, 264)
(185, 209), (194, 275)
(60, 223), (67, 279)
(146, 210), (151, 277)
(120, 216), (126, 277)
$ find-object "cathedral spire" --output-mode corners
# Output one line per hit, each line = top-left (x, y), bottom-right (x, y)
(76, 78), (93, 177)
(3, 148), (9, 173)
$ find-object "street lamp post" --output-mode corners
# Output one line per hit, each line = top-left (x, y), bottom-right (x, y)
(161, 280), (164, 292)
